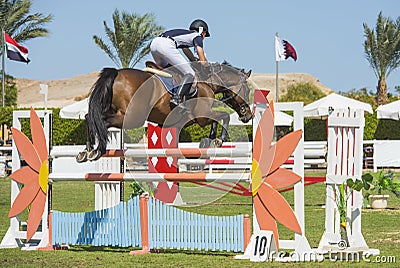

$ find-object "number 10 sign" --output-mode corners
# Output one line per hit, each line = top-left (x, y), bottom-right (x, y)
(235, 230), (277, 262)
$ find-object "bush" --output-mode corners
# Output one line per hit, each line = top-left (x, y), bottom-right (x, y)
(0, 74), (18, 107)
(17, 108), (85, 145)
(124, 128), (146, 143)
(304, 119), (327, 141)
(343, 89), (400, 140)
(279, 82), (326, 105)
(0, 106), (13, 127)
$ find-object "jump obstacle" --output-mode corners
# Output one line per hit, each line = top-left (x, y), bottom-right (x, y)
(1, 90), (379, 261)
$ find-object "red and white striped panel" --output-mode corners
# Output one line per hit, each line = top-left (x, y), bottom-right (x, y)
(147, 123), (178, 203)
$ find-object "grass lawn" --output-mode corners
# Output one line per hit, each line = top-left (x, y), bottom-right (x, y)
(0, 172), (399, 267)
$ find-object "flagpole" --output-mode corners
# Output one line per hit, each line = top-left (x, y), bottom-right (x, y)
(275, 32), (279, 102)
(275, 59), (279, 102)
(1, 29), (4, 144)
(1, 28), (5, 107)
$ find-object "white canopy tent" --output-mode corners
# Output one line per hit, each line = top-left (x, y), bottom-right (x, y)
(303, 93), (373, 118)
(377, 100), (400, 120)
(59, 98), (89, 119)
(229, 105), (293, 126)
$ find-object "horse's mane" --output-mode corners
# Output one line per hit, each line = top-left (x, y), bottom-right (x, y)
(220, 60), (244, 73)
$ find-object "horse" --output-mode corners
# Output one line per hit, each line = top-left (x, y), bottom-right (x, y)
(76, 61), (253, 162)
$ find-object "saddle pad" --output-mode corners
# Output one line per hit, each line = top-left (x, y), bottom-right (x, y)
(154, 74), (198, 98)
(154, 74), (179, 95)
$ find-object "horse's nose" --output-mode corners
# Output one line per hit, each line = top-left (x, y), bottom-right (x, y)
(241, 112), (253, 123)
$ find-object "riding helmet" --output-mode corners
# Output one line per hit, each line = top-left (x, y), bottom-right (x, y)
(189, 19), (210, 37)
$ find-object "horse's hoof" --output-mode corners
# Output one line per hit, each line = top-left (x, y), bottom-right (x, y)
(76, 151), (88, 163)
(199, 138), (212, 148)
(88, 149), (102, 161)
(211, 138), (223, 148)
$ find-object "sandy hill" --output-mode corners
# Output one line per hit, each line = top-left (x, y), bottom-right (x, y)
(250, 73), (333, 101)
(15, 72), (333, 108)
(16, 72), (99, 108)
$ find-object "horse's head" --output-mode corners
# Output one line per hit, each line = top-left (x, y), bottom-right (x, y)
(202, 61), (253, 123)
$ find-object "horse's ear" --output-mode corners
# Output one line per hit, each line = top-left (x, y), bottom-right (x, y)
(245, 70), (252, 78)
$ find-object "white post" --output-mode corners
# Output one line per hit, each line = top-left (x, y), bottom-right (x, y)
(275, 102), (311, 254)
(94, 127), (122, 210)
(39, 84), (48, 112)
(318, 109), (378, 255)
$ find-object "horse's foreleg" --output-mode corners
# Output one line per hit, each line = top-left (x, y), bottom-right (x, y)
(209, 121), (218, 140)
(198, 121), (218, 148)
(210, 112), (230, 148)
(197, 111), (231, 148)
(219, 113), (230, 142)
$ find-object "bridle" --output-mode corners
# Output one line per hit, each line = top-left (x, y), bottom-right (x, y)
(207, 64), (250, 119)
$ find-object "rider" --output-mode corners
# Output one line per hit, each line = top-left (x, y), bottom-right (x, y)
(150, 19), (210, 107)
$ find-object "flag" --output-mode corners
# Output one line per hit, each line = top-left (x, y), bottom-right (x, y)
(275, 36), (297, 62)
(4, 33), (30, 63)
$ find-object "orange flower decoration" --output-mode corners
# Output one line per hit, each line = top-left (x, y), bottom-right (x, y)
(252, 102), (303, 248)
(8, 108), (49, 241)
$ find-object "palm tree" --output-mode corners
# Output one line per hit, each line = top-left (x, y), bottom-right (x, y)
(93, 10), (164, 68)
(363, 12), (400, 105)
(0, 0), (53, 107)
(0, 0), (53, 43)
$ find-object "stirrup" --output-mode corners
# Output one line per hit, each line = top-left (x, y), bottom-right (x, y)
(170, 96), (182, 106)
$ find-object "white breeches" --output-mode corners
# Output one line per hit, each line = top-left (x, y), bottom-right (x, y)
(150, 37), (195, 76)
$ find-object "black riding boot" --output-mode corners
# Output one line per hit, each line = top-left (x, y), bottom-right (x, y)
(171, 74), (194, 107)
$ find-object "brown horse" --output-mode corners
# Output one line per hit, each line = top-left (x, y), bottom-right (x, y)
(77, 61), (253, 162)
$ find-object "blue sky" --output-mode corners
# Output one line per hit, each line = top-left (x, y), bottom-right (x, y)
(5, 0), (400, 94)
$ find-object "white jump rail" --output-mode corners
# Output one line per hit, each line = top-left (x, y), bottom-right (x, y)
(48, 172), (251, 182)
(51, 147), (252, 158)
(0, 147), (12, 152)
(177, 158), (251, 165)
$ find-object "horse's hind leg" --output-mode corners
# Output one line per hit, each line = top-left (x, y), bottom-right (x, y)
(87, 113), (125, 161)
(105, 113), (125, 129)
(76, 114), (95, 162)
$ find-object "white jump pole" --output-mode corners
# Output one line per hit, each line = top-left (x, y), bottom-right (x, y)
(50, 147), (252, 159)
(49, 172), (251, 182)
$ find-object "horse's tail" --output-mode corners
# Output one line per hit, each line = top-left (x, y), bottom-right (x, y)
(87, 67), (119, 154)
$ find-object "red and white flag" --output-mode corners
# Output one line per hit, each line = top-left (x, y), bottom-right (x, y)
(4, 33), (30, 63)
(275, 36), (297, 62)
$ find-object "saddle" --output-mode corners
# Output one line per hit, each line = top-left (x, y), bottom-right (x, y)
(143, 61), (172, 78)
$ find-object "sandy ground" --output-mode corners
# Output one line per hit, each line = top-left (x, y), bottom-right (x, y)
(15, 71), (332, 108)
